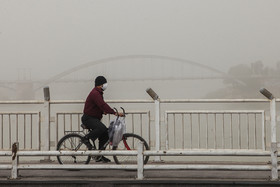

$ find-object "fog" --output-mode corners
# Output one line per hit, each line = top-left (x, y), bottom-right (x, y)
(1, 0), (280, 100)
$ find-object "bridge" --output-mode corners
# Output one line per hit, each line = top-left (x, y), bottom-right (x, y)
(0, 55), (252, 100)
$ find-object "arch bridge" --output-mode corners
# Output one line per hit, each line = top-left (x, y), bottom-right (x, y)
(0, 55), (244, 99)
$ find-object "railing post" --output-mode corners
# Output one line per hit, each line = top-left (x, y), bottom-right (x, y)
(42, 87), (50, 161)
(146, 88), (161, 162)
(260, 88), (278, 181)
(11, 142), (19, 179)
(137, 141), (144, 180)
(154, 99), (161, 162)
(270, 98), (278, 180)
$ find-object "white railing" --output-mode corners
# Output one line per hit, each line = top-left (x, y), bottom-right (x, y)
(0, 99), (276, 153)
(0, 142), (274, 180)
(0, 112), (41, 150)
(165, 110), (266, 150)
(0, 87), (280, 180)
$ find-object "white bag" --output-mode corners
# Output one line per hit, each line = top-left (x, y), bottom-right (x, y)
(108, 117), (126, 147)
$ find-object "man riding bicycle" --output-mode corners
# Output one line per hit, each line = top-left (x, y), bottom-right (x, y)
(81, 76), (123, 163)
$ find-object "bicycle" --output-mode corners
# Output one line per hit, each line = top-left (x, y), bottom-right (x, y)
(56, 108), (150, 165)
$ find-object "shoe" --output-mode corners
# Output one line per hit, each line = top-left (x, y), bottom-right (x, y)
(95, 156), (111, 163)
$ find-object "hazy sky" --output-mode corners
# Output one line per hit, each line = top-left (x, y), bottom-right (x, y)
(1, 0), (280, 81)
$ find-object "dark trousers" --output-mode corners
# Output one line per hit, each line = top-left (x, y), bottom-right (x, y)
(81, 114), (109, 150)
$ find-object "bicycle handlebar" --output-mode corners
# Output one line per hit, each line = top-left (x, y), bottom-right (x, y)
(113, 107), (126, 118)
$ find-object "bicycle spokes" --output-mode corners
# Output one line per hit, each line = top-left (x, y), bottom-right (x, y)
(56, 133), (92, 165)
(113, 133), (149, 165)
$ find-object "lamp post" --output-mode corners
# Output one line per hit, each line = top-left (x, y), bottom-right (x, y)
(260, 88), (277, 180)
(146, 88), (161, 162)
(42, 86), (50, 161)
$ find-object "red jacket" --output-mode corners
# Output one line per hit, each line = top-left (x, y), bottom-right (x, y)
(83, 87), (115, 120)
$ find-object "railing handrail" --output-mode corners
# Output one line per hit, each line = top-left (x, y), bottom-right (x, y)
(165, 110), (265, 114)
(160, 99), (273, 103)
(4, 149), (271, 156)
(0, 111), (40, 114)
(0, 100), (44, 104)
(0, 144), (274, 180)
(1, 98), (280, 105)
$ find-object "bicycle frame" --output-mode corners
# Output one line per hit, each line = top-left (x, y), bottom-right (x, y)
(99, 135), (130, 150)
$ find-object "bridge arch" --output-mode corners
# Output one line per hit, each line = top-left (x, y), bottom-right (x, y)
(35, 55), (243, 90)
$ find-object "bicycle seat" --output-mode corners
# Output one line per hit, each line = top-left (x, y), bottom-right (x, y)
(81, 124), (89, 130)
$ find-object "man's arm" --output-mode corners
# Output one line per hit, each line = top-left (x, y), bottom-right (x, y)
(93, 92), (115, 115)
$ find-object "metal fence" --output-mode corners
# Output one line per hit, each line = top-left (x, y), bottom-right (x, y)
(1, 89), (280, 180)
(0, 142), (274, 180)
(0, 112), (41, 150)
(0, 98), (277, 153)
(165, 110), (266, 150)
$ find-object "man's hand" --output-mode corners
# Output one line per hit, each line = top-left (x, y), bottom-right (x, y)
(115, 112), (124, 117)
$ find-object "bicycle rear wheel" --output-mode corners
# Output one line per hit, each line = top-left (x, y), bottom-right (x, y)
(113, 133), (149, 164)
(56, 133), (92, 164)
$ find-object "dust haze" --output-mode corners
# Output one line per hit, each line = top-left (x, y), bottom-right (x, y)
(1, 0), (280, 100)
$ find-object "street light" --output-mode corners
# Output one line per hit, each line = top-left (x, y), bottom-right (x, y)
(146, 87), (161, 162)
(146, 88), (159, 100)
(259, 87), (278, 180)
(43, 86), (50, 101)
(260, 88), (274, 100)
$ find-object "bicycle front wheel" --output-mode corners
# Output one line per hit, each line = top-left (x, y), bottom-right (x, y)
(56, 133), (92, 164)
(113, 133), (149, 164)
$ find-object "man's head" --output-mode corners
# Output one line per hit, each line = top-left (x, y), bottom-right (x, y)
(95, 76), (108, 90)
